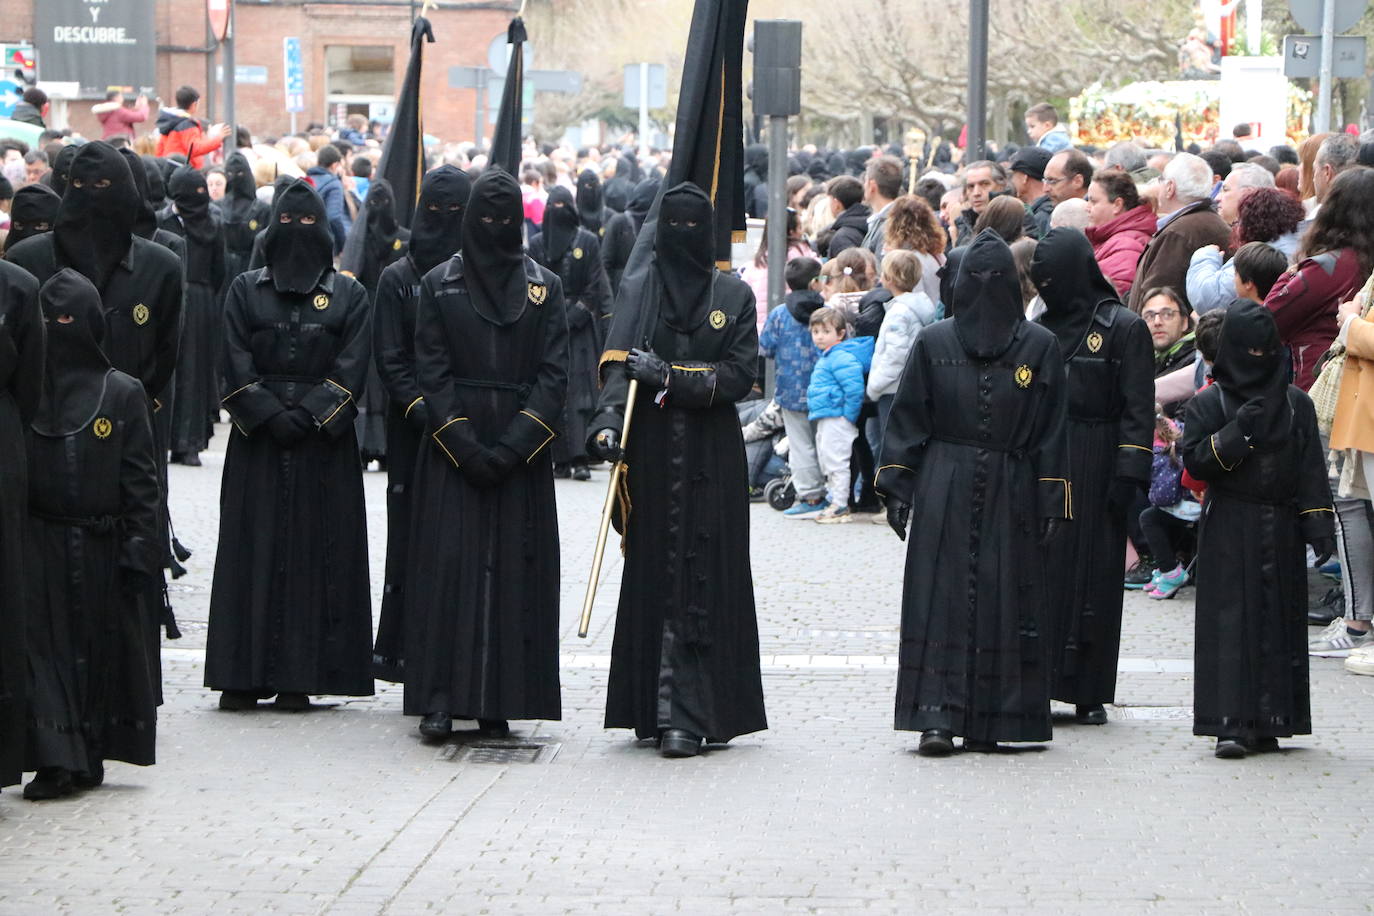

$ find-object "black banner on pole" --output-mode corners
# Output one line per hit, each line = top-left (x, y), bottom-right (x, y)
(35, 0), (157, 97)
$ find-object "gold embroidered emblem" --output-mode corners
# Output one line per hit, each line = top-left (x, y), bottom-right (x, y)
(313, 294), (329, 310)
(1086, 331), (1103, 353)
(599, 227), (605, 237)
(248, 219), (258, 231)
(132, 303), (149, 326)
(709, 309), (727, 330)
(1014, 365), (1033, 389)
(573, 247), (584, 260)
(393, 238), (403, 251)
(529, 283), (547, 306)
(92, 417), (112, 439)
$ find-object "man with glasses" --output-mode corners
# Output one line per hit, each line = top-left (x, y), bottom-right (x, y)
(1043, 149), (1093, 209)
(1139, 287), (1196, 417)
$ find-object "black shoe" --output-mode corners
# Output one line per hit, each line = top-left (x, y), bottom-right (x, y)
(218, 690), (261, 711)
(73, 762), (104, 789)
(660, 728), (702, 758)
(917, 729), (955, 757)
(1247, 736), (1280, 753)
(1214, 738), (1247, 759)
(572, 464), (591, 481)
(419, 712), (452, 740)
(1124, 557), (1154, 589)
(274, 692), (311, 711)
(748, 486), (766, 502)
(23, 768), (74, 801)
(962, 738), (999, 753)
(181, 452), (202, 467)
(1076, 704), (1108, 725)
(553, 464), (572, 479)
(477, 718), (510, 738)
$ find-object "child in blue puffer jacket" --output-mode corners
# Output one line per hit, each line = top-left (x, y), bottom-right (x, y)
(807, 306), (874, 523)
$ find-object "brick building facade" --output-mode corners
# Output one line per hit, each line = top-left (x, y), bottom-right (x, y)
(9, 0), (517, 144)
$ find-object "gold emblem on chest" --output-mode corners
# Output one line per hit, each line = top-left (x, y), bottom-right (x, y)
(709, 309), (727, 330)
(313, 294), (330, 310)
(1086, 331), (1104, 353)
(1014, 365), (1033, 389)
(92, 417), (113, 439)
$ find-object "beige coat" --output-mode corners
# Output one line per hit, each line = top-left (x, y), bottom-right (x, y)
(1331, 311), (1374, 454)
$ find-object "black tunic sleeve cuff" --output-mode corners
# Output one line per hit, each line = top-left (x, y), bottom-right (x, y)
(222, 380), (286, 433)
(499, 408), (558, 463)
(1300, 507), (1337, 542)
(1115, 443), (1154, 482)
(665, 362), (719, 409)
(120, 534), (162, 577)
(1038, 477), (1073, 520)
(1209, 421), (1252, 471)
(432, 416), (480, 469)
(874, 464), (917, 505)
(301, 379), (357, 436)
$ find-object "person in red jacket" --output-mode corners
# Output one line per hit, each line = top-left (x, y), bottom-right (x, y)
(1085, 170), (1157, 297)
(1263, 168), (1374, 390)
(154, 85), (229, 169)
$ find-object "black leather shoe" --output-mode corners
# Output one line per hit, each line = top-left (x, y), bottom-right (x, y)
(553, 464), (572, 479)
(917, 729), (955, 757)
(1247, 736), (1279, 753)
(660, 728), (702, 758)
(419, 712), (452, 740)
(1214, 738), (1247, 759)
(23, 768), (74, 801)
(962, 738), (999, 753)
(572, 464), (591, 481)
(73, 762), (104, 789)
(1076, 704), (1108, 725)
(477, 719), (510, 738)
(274, 692), (311, 711)
(219, 690), (260, 711)
(181, 452), (202, 467)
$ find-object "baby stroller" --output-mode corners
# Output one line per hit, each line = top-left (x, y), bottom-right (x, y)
(764, 471), (795, 510)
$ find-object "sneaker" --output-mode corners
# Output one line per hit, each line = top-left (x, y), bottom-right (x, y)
(1345, 645), (1374, 675)
(1148, 565), (1187, 600)
(815, 505), (852, 524)
(783, 497), (828, 519)
(1124, 557), (1154, 589)
(1308, 618), (1374, 657)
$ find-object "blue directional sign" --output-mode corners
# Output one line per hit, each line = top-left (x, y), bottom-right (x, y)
(283, 37), (304, 113)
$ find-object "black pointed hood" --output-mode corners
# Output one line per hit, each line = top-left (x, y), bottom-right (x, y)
(1030, 227), (1120, 354)
(53, 141), (139, 288)
(5, 183), (60, 252)
(33, 268), (112, 437)
(116, 147), (159, 240)
(409, 164), (471, 276)
(221, 151), (259, 224)
(952, 229), (1024, 360)
(263, 179), (334, 294)
(938, 244), (966, 316)
(628, 178), (659, 234)
(48, 144), (79, 198)
(541, 185), (579, 262)
(169, 165), (216, 245)
(1213, 297), (1292, 448)
(461, 168), (527, 325)
(575, 168), (605, 234)
(655, 182), (715, 330)
(141, 155), (168, 210)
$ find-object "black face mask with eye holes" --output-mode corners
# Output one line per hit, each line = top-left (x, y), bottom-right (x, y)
(53, 141), (140, 288)
(262, 180), (334, 294)
(410, 165), (472, 276)
(461, 169), (526, 326)
(5, 182), (60, 253)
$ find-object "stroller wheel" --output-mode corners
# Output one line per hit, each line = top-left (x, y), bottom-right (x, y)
(766, 478), (796, 510)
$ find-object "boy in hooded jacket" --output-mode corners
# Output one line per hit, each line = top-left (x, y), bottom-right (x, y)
(807, 306), (874, 523)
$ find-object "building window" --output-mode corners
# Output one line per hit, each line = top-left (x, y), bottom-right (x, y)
(324, 45), (394, 97)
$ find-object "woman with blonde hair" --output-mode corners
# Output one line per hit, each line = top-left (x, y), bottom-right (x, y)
(1297, 132), (1332, 214)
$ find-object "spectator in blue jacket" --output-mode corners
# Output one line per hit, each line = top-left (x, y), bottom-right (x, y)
(306, 144), (348, 254)
(807, 306), (874, 523)
(761, 257), (829, 518)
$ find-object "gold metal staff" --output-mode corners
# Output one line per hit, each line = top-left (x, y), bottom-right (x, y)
(578, 377), (640, 638)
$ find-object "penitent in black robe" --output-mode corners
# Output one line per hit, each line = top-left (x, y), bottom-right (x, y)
(158, 206), (227, 456)
(353, 230), (410, 466)
(592, 272), (768, 742)
(0, 261), (42, 788)
(876, 320), (1071, 742)
(403, 256), (568, 720)
(528, 227), (612, 465)
(1182, 385), (1333, 741)
(1039, 303), (1154, 706)
(27, 371), (162, 775)
(205, 268), (375, 697)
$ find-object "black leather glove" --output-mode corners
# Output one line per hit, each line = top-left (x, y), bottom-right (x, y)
(567, 303), (592, 330)
(460, 448), (501, 489)
(626, 348), (670, 388)
(406, 398), (428, 432)
(1311, 535), (1337, 568)
(488, 444), (521, 480)
(1038, 518), (1063, 546)
(587, 427), (622, 463)
(887, 500), (912, 540)
(1107, 477), (1141, 512)
(266, 407), (315, 446)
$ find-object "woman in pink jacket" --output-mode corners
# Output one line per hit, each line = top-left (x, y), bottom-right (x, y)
(1084, 171), (1157, 297)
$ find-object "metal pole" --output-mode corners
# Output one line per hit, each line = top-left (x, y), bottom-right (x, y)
(476, 71), (486, 146)
(223, 2), (236, 155)
(638, 62), (650, 158)
(1316, 0), (1335, 133)
(966, 0), (989, 160)
(1246, 0), (1263, 55)
(766, 114), (787, 313)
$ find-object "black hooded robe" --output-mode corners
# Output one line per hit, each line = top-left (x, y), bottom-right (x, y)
(26, 270), (161, 779)
(220, 153), (271, 284)
(0, 260), (42, 788)
(1031, 230), (1155, 708)
(529, 225), (612, 467)
(1182, 301), (1334, 742)
(349, 180), (410, 465)
(875, 230), (1071, 743)
(601, 179), (658, 296)
(403, 169), (568, 723)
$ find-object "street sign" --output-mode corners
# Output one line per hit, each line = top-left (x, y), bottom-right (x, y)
(207, 0), (231, 42)
(448, 65), (487, 90)
(216, 64), (266, 84)
(1288, 0), (1367, 35)
(530, 70), (582, 94)
(487, 34), (534, 74)
(1283, 34), (1367, 77)
(623, 63), (666, 108)
(283, 36), (304, 112)
(484, 75), (534, 126)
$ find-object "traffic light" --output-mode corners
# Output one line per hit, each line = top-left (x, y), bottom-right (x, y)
(4, 46), (36, 87)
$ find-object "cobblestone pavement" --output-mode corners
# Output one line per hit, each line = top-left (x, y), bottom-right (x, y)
(2, 423), (1372, 914)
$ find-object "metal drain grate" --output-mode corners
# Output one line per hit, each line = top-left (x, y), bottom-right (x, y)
(1114, 706), (1192, 721)
(438, 738), (561, 764)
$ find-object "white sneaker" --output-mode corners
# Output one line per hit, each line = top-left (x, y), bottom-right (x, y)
(1346, 645), (1374, 676)
(1309, 619), (1374, 657)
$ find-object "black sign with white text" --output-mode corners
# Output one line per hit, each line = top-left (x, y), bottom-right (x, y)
(35, 0), (157, 97)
